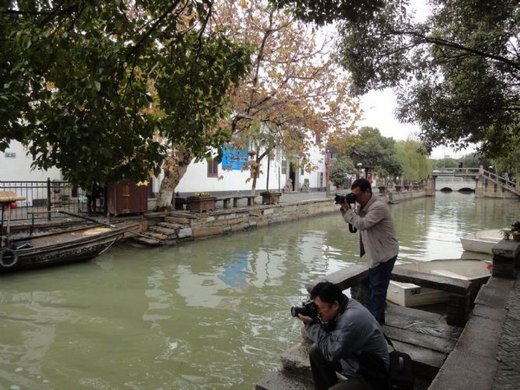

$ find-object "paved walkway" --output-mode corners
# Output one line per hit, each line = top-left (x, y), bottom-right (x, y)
(277, 191), (332, 204)
(492, 276), (520, 389)
(425, 272), (519, 390)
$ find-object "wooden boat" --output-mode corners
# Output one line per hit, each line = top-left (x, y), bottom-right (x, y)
(387, 259), (491, 307)
(460, 229), (503, 254)
(0, 221), (139, 273)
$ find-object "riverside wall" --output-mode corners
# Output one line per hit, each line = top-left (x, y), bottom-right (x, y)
(138, 190), (432, 244)
(140, 196), (339, 243)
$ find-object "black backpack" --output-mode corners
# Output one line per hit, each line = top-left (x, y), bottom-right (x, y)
(385, 335), (415, 390)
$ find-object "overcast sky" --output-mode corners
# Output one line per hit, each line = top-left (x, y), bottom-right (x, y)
(358, 89), (475, 159)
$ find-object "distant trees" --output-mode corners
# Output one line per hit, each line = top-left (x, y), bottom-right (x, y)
(349, 127), (401, 180)
(394, 140), (431, 183)
(329, 156), (355, 188)
(330, 128), (436, 187)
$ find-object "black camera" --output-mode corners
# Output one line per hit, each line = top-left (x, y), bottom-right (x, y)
(334, 192), (356, 204)
(291, 300), (318, 320)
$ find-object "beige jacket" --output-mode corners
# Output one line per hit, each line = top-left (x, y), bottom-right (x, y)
(343, 194), (399, 268)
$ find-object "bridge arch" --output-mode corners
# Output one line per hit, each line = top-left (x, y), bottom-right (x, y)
(432, 167), (520, 198)
(433, 172), (477, 192)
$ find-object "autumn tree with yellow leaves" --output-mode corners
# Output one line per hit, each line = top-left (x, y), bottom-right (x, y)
(213, 0), (360, 192)
(156, 0), (361, 205)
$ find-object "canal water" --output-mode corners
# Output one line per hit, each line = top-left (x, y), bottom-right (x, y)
(1, 193), (519, 389)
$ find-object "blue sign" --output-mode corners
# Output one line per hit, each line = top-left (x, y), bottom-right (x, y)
(222, 146), (248, 171)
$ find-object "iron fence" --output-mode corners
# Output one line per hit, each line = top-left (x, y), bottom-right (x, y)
(0, 179), (91, 222)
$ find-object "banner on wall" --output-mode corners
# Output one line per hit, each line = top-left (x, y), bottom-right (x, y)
(221, 145), (248, 171)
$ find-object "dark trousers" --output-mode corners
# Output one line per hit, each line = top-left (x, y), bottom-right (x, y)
(309, 345), (371, 390)
(368, 256), (397, 323)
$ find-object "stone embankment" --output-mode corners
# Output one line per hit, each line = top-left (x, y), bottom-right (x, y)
(429, 238), (520, 390)
(133, 190), (432, 246)
(133, 194), (339, 246)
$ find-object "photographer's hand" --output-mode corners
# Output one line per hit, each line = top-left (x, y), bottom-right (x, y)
(298, 314), (314, 325)
(339, 201), (350, 215)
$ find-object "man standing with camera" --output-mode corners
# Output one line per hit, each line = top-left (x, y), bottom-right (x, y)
(297, 282), (389, 389)
(339, 178), (399, 324)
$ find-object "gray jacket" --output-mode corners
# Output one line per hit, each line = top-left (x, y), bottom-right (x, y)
(305, 298), (389, 376)
(343, 194), (399, 268)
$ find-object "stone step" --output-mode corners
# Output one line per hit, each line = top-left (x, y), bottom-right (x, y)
(158, 221), (185, 230)
(143, 231), (169, 241)
(149, 226), (177, 237)
(165, 215), (191, 225)
(255, 370), (313, 390)
(280, 342), (312, 377)
(131, 236), (161, 247)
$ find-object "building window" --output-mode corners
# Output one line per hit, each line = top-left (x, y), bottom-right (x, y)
(281, 159), (287, 175)
(207, 158), (219, 178)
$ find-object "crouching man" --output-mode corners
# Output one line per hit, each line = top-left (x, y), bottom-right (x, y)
(296, 282), (389, 390)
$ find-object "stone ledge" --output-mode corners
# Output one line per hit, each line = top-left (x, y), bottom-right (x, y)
(428, 350), (497, 390)
(429, 276), (512, 390)
(255, 370), (314, 390)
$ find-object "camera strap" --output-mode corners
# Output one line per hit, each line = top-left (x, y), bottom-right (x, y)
(359, 234), (365, 257)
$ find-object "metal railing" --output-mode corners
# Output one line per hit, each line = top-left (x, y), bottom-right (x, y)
(432, 167), (480, 176)
(0, 179), (90, 222)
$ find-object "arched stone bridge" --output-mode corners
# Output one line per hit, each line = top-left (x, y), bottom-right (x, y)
(432, 167), (520, 198)
(432, 168), (479, 192)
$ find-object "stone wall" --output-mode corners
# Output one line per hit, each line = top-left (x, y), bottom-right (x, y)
(386, 190), (432, 203)
(183, 198), (339, 241)
(139, 191), (431, 244)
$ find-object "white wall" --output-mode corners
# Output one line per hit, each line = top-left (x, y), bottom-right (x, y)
(173, 144), (326, 194)
(174, 153), (287, 194)
(0, 141), (62, 182)
(1, 140), (327, 196)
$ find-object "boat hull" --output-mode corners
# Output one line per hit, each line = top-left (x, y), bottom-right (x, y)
(387, 259), (491, 307)
(460, 229), (502, 254)
(0, 222), (138, 273)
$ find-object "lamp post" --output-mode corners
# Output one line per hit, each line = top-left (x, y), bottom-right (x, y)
(325, 148), (331, 196)
(356, 162), (363, 179)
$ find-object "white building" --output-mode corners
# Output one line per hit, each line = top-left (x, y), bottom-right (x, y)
(1, 140), (329, 199)
(0, 141), (62, 182)
(172, 143), (327, 196)
(0, 141), (64, 207)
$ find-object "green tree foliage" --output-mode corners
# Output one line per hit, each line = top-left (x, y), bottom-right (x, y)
(394, 140), (431, 182)
(430, 158), (459, 170)
(350, 127), (401, 178)
(0, 1), (251, 189)
(272, 0), (520, 159)
(329, 156), (355, 188)
(490, 149), (520, 178)
(429, 153), (491, 171)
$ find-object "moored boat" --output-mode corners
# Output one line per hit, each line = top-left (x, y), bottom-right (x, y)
(387, 259), (491, 307)
(0, 221), (139, 273)
(460, 229), (503, 254)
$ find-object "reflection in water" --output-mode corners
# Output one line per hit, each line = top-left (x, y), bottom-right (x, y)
(0, 193), (519, 388)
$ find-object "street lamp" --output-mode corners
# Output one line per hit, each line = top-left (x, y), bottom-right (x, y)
(356, 162), (363, 179)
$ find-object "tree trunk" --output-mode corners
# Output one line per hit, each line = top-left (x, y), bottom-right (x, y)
(251, 156), (261, 194)
(156, 148), (192, 209)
